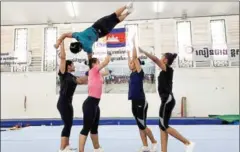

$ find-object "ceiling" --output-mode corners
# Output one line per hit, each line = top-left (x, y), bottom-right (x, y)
(1, 2), (239, 25)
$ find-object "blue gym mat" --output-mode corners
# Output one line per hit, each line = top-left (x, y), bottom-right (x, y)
(0, 117), (223, 128)
(1, 125), (239, 152)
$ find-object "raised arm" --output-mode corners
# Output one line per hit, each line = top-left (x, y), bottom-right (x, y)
(139, 47), (166, 71)
(101, 69), (110, 77)
(98, 52), (112, 71)
(132, 35), (137, 59)
(132, 38), (141, 73)
(55, 32), (73, 49)
(59, 42), (66, 74)
(127, 51), (131, 69)
(76, 76), (88, 84)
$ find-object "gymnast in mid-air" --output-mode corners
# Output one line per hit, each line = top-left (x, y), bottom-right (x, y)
(55, 2), (134, 59)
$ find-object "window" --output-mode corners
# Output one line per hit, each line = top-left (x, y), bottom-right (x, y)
(44, 27), (57, 71)
(176, 21), (192, 60)
(210, 20), (228, 61)
(14, 28), (28, 63)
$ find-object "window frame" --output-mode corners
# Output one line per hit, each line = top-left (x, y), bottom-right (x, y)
(14, 28), (28, 63)
(210, 19), (228, 65)
(176, 21), (193, 59)
(176, 20), (194, 68)
(210, 19), (227, 49)
(43, 27), (58, 71)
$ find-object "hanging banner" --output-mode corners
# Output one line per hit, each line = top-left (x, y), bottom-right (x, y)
(192, 47), (239, 61)
(106, 28), (126, 48)
(0, 51), (32, 67)
(56, 39), (106, 94)
(228, 48), (239, 61)
(56, 27), (157, 95)
(104, 26), (156, 94)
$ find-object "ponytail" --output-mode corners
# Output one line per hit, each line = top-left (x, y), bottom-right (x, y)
(164, 53), (178, 65)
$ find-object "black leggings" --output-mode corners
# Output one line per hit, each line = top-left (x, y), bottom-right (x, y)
(80, 96), (100, 136)
(92, 13), (120, 38)
(57, 98), (73, 137)
(132, 99), (148, 130)
(159, 93), (176, 131)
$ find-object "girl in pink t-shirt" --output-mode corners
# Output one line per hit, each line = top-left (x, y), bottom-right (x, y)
(79, 53), (111, 152)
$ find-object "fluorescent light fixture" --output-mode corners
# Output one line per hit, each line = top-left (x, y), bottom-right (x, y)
(153, 2), (165, 13)
(65, 2), (79, 18)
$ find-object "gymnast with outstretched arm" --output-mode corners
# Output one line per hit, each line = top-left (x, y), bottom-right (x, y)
(138, 48), (195, 152)
(54, 2), (134, 60)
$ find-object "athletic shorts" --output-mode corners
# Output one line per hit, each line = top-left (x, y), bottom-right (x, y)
(92, 13), (120, 38)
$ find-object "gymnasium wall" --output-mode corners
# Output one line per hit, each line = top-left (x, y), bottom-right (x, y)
(1, 15), (239, 119)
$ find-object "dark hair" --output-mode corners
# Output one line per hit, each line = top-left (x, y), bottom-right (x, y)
(138, 58), (145, 65)
(164, 53), (178, 65)
(88, 58), (98, 69)
(70, 42), (83, 54)
(65, 60), (73, 71)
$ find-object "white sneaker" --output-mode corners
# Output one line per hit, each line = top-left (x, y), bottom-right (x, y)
(185, 142), (195, 152)
(126, 1), (133, 9)
(66, 149), (76, 152)
(65, 146), (77, 151)
(126, 2), (134, 14)
(94, 147), (104, 152)
(127, 8), (134, 14)
(151, 142), (158, 152)
(58, 146), (76, 152)
(58, 148), (66, 152)
(139, 146), (150, 152)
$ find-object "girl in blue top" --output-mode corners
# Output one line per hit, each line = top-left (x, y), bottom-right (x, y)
(127, 37), (157, 152)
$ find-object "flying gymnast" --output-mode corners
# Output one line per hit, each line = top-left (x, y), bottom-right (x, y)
(127, 36), (158, 152)
(54, 2), (134, 59)
(79, 53), (111, 152)
(138, 48), (195, 152)
(57, 41), (88, 152)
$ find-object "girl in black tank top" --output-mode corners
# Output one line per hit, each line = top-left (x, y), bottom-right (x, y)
(57, 41), (88, 152)
(139, 49), (195, 152)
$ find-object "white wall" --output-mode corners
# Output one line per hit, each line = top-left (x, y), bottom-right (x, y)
(1, 68), (239, 119)
(1, 15), (239, 119)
